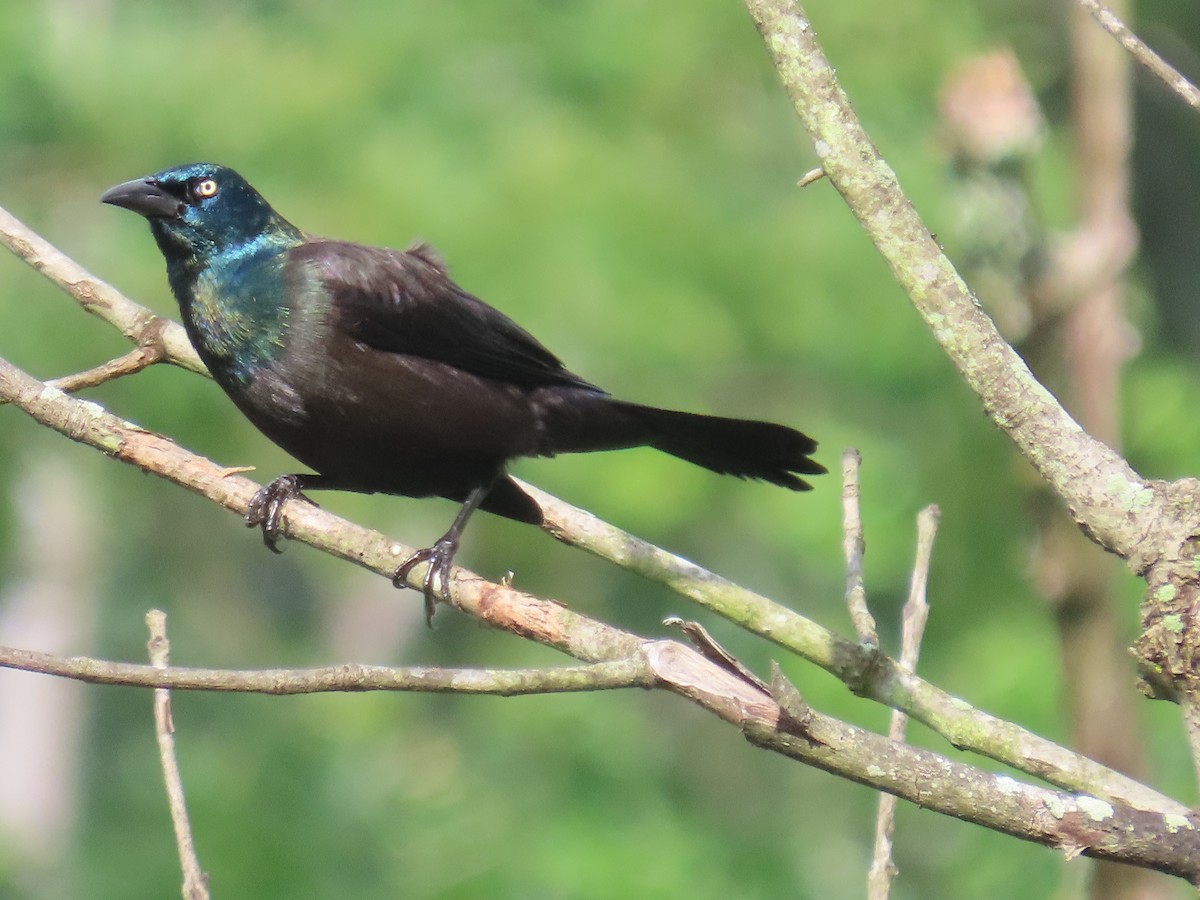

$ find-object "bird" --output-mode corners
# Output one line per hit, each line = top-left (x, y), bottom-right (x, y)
(101, 162), (825, 622)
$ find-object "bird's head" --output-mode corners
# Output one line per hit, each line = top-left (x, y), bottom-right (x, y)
(101, 163), (299, 264)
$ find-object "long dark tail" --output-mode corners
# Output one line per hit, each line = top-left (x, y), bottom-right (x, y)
(640, 405), (824, 490)
(538, 391), (826, 491)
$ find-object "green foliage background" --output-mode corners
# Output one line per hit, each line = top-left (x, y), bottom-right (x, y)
(2, 1), (1199, 897)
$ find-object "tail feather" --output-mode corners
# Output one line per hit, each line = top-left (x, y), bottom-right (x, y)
(640, 405), (825, 491)
(537, 391), (825, 491)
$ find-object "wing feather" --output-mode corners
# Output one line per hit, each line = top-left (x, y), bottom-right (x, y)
(288, 240), (601, 392)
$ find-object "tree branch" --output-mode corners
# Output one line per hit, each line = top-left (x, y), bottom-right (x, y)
(0, 641), (653, 696)
(0, 203), (205, 375)
(1075, 0), (1200, 113)
(9, 621), (1198, 879)
(740, 0), (1163, 568)
(2, 157), (1198, 871)
(742, 668), (1200, 884)
(841, 448), (877, 647)
(868, 504), (938, 899)
(0, 203), (1180, 813)
(738, 1), (1200, 828)
(0, 346), (1181, 814)
(524, 476), (1185, 813)
(147, 611), (210, 900)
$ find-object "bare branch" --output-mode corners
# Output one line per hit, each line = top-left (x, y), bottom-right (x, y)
(1075, 0), (1200, 113)
(0, 346), (164, 409)
(524, 476), (1184, 813)
(0, 353), (1184, 814)
(0, 641), (652, 695)
(645, 641), (1200, 883)
(797, 167), (825, 187)
(147, 611), (210, 900)
(0, 203), (205, 375)
(899, 506), (938, 671)
(49, 346), (163, 394)
(740, 0), (1161, 568)
(8, 611), (1200, 877)
(868, 505), (939, 899)
(4, 332), (1200, 875)
(841, 448), (878, 646)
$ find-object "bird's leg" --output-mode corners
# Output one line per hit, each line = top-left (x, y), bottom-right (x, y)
(393, 482), (491, 625)
(245, 474), (321, 552)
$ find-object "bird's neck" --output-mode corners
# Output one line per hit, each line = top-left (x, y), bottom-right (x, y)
(168, 228), (304, 386)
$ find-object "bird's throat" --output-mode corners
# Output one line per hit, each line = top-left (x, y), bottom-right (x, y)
(170, 234), (298, 386)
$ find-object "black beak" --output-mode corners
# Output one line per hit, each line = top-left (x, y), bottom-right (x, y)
(100, 177), (182, 219)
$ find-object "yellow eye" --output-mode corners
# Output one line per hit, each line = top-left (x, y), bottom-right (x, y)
(194, 178), (219, 199)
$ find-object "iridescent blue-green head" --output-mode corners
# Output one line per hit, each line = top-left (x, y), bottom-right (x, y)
(102, 163), (306, 383)
(101, 162), (301, 269)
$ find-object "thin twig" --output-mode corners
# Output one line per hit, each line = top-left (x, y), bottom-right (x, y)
(797, 167), (826, 187)
(147, 610), (210, 900)
(868, 505), (939, 899)
(841, 448), (878, 646)
(0, 643), (654, 695)
(899, 506), (937, 672)
(0, 203), (206, 374)
(0, 344), (164, 409)
(49, 346), (163, 394)
(1075, 0), (1200, 113)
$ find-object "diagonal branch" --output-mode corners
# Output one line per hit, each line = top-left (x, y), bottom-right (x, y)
(0, 203), (205, 375)
(1075, 0), (1200, 113)
(740, 0), (1162, 568)
(524, 476), (1185, 813)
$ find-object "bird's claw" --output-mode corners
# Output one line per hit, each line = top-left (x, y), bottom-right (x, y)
(392, 535), (460, 626)
(245, 475), (314, 553)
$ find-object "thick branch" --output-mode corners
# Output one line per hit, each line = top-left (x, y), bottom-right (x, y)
(651, 643), (1200, 883)
(740, 0), (1160, 567)
(8, 623), (1198, 879)
(525, 480), (1186, 814)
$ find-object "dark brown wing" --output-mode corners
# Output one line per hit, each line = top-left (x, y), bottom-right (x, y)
(288, 240), (603, 392)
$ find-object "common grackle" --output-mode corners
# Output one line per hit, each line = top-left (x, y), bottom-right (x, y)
(101, 163), (825, 622)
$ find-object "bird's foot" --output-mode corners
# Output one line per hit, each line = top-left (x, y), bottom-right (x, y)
(245, 475), (316, 553)
(392, 534), (461, 626)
